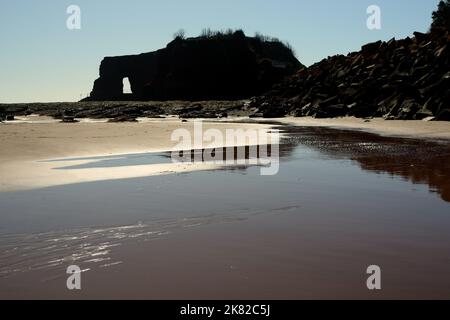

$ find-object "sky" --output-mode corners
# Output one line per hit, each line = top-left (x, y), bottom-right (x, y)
(0, 0), (441, 103)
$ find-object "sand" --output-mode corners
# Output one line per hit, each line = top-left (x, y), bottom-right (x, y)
(1, 116), (449, 191)
(1, 116), (450, 299)
(0, 118), (271, 191)
(278, 117), (450, 140)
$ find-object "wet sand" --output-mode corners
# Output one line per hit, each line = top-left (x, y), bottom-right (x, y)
(278, 117), (450, 140)
(1, 118), (450, 299)
(0, 118), (271, 191)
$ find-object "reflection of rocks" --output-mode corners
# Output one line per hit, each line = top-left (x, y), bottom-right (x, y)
(168, 145), (278, 163)
(358, 154), (450, 202)
(160, 125), (450, 203)
(250, 29), (450, 120)
(282, 126), (450, 202)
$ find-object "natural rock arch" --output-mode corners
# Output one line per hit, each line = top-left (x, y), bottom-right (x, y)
(86, 31), (302, 101)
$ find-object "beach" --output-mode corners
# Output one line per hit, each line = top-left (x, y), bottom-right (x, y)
(278, 117), (450, 140)
(2, 116), (450, 192)
(2, 116), (449, 190)
(2, 0), (450, 308)
(0, 118), (271, 191)
(1, 117), (450, 299)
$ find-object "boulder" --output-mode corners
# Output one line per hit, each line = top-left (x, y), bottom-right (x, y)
(413, 31), (428, 42)
(361, 41), (382, 54)
(61, 116), (78, 123)
(108, 116), (138, 122)
(436, 109), (450, 121)
(0, 106), (6, 121)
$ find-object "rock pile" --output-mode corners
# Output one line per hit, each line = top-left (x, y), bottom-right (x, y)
(250, 29), (450, 120)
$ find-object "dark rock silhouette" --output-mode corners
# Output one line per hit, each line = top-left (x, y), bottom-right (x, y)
(0, 106), (5, 121)
(431, 0), (450, 32)
(250, 29), (450, 120)
(0, 100), (253, 122)
(86, 30), (302, 101)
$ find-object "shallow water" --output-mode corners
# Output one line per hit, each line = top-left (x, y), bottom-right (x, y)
(1, 126), (450, 299)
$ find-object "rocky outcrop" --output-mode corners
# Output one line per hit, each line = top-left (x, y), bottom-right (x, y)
(0, 100), (252, 122)
(87, 30), (302, 101)
(250, 29), (450, 120)
(0, 106), (15, 121)
(0, 106), (5, 121)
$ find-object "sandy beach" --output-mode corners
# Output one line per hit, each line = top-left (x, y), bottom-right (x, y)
(1, 116), (449, 192)
(1, 116), (450, 299)
(0, 118), (272, 191)
(3, 0), (450, 307)
(278, 117), (450, 141)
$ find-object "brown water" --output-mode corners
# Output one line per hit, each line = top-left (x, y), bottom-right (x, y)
(1, 126), (450, 299)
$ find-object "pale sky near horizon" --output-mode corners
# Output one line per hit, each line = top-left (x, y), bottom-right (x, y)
(0, 0), (441, 103)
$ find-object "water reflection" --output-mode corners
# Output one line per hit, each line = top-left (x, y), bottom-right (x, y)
(43, 125), (450, 202)
(0, 206), (298, 279)
(47, 145), (278, 170)
(280, 126), (450, 203)
(1, 125), (450, 298)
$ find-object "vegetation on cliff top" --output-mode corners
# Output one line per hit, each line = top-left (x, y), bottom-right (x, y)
(172, 28), (297, 58)
(431, 0), (450, 31)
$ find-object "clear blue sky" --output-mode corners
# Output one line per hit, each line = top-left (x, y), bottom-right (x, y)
(0, 0), (441, 102)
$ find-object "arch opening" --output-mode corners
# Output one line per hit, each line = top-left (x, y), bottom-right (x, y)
(123, 77), (132, 94)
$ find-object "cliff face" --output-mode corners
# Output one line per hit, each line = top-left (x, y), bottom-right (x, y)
(250, 29), (450, 120)
(87, 31), (302, 101)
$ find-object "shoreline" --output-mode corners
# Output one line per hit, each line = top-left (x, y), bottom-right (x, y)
(3, 112), (450, 142)
(275, 116), (450, 142)
(1, 116), (450, 191)
(1, 116), (450, 299)
(0, 119), (272, 192)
